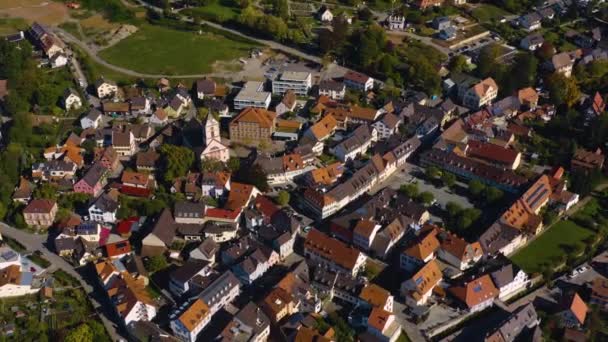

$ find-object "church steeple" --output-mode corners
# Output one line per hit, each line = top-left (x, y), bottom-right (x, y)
(204, 114), (220, 145)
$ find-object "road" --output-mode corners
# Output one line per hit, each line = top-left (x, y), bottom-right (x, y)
(0, 222), (126, 342)
(386, 30), (451, 55)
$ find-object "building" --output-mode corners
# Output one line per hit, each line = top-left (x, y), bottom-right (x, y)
(571, 148), (605, 173)
(88, 192), (119, 223)
(387, 15), (406, 30)
(94, 78), (118, 99)
(343, 71), (374, 92)
(229, 107), (276, 145)
(255, 153), (306, 185)
(199, 271), (241, 314)
(23, 199), (58, 228)
(219, 302), (271, 342)
(317, 6), (333, 22)
(372, 113), (401, 140)
(80, 109), (102, 129)
(485, 303), (540, 342)
(519, 13), (542, 31)
(590, 277), (608, 311)
(359, 283), (393, 312)
(366, 308), (402, 342)
(462, 78), (499, 109)
(415, 0), (444, 10)
(318, 80), (345, 100)
(400, 228), (440, 271)
(62, 89), (82, 111)
(331, 125), (377, 162)
(466, 140), (522, 170)
(29, 22), (65, 58)
(401, 259), (442, 307)
(558, 293), (588, 327)
(234, 81), (271, 110)
(272, 71), (312, 96)
(490, 263), (529, 300)
(353, 220), (382, 251)
(552, 52), (575, 77)
(201, 115), (230, 162)
(520, 33), (544, 51)
(275, 90), (297, 116)
(448, 274), (499, 313)
(73, 163), (108, 196)
(170, 298), (211, 342)
(436, 231), (483, 271)
(262, 287), (298, 323)
(304, 229), (367, 276)
(195, 78), (217, 99)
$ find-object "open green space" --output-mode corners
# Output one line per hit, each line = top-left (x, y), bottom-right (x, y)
(0, 17), (27, 35)
(99, 24), (255, 75)
(471, 4), (511, 23)
(182, 0), (241, 23)
(510, 220), (594, 274)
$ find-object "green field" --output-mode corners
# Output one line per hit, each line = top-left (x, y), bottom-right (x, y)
(471, 4), (511, 23)
(99, 24), (255, 75)
(183, 0), (241, 23)
(511, 220), (594, 274)
(0, 17), (27, 35)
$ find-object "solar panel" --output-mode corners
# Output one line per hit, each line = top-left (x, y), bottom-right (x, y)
(415, 277), (424, 285)
(1, 251), (17, 261)
(473, 284), (483, 293)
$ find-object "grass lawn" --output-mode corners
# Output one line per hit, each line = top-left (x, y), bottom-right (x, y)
(471, 4), (511, 23)
(183, 0), (241, 23)
(511, 220), (594, 274)
(99, 24), (255, 75)
(0, 16), (27, 35)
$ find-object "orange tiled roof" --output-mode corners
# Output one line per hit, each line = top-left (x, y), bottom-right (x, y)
(568, 293), (588, 325)
(403, 228), (440, 261)
(448, 274), (499, 309)
(225, 182), (256, 211)
(472, 78), (498, 98)
(409, 259), (442, 301)
(121, 171), (150, 187)
(304, 229), (362, 271)
(353, 219), (378, 239)
(179, 298), (210, 332)
(231, 107), (276, 129)
(349, 105), (378, 121)
(309, 114), (337, 140)
(359, 284), (391, 308)
(367, 307), (392, 332)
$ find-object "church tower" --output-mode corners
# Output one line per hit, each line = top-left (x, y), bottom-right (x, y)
(204, 114), (220, 145)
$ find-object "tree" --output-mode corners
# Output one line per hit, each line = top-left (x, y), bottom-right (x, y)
(272, 0), (289, 20)
(477, 44), (502, 78)
(468, 179), (486, 198)
(446, 201), (463, 219)
(144, 255), (168, 273)
(235, 164), (269, 192)
(441, 172), (456, 188)
(197, 107), (209, 121)
(227, 157), (241, 172)
(65, 324), (93, 342)
(159, 144), (195, 182)
(33, 183), (58, 200)
(449, 55), (468, 74)
(200, 158), (224, 172)
(456, 208), (482, 231)
(511, 53), (538, 89)
(419, 191), (435, 206)
(545, 72), (581, 108)
(277, 190), (290, 206)
(425, 166), (441, 180)
(399, 183), (419, 199)
(484, 187), (504, 203)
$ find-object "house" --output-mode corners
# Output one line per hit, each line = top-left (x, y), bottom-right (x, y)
(12, 177), (34, 204)
(519, 13), (542, 31)
(370, 217), (410, 259)
(94, 147), (120, 172)
(318, 80), (345, 100)
(490, 263), (529, 300)
(29, 22), (65, 58)
(232, 247), (279, 284)
(448, 274), (499, 313)
(571, 148), (605, 173)
(229, 107), (276, 145)
(415, 0), (443, 9)
(352, 220), (382, 251)
(255, 153), (306, 185)
(189, 238), (219, 264)
(306, 162), (344, 187)
(80, 109), (102, 129)
(359, 283), (393, 312)
(485, 303), (540, 342)
(149, 108), (168, 126)
(387, 15), (406, 30)
(88, 191), (119, 223)
(462, 78), (499, 109)
(272, 71), (312, 96)
(372, 113), (401, 139)
(74, 163), (108, 196)
(95, 78), (118, 99)
(587, 91), (605, 117)
(520, 33), (544, 51)
(479, 222), (525, 257)
(400, 228), (440, 271)
(201, 171), (231, 198)
(195, 78), (217, 99)
(174, 201), (206, 225)
(465, 140), (522, 170)
(436, 230), (483, 271)
(401, 259), (442, 307)
(305, 114), (338, 143)
(365, 308), (402, 342)
(304, 229), (367, 276)
(317, 6), (333, 22)
(558, 293), (588, 327)
(129, 96), (150, 115)
(344, 71), (374, 92)
(276, 90), (297, 116)
(169, 260), (213, 296)
(199, 270), (241, 314)
(234, 81), (271, 110)
(518, 87), (539, 109)
(135, 150), (160, 172)
(32, 160), (77, 182)
(331, 125), (377, 162)
(171, 298), (212, 342)
(262, 287), (298, 323)
(62, 88), (82, 111)
(111, 126), (136, 157)
(225, 182), (260, 211)
(23, 199), (58, 228)
(0, 263), (39, 298)
(220, 302), (271, 342)
(432, 16), (451, 30)
(552, 52), (575, 77)
(141, 209), (177, 257)
(105, 240), (132, 259)
(438, 26), (457, 40)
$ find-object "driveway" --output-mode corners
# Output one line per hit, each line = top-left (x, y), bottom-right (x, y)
(0, 222), (126, 341)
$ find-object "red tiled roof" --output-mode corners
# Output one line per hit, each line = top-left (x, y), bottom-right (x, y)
(105, 240), (132, 258)
(120, 185), (152, 198)
(205, 207), (241, 220)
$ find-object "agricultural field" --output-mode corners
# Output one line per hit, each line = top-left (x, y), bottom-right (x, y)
(99, 24), (256, 75)
(0, 0), (69, 25)
(471, 4), (511, 23)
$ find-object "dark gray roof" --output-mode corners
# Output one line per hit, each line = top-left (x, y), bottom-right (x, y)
(81, 162), (107, 187)
(319, 79), (344, 92)
(199, 271), (240, 307)
(196, 238), (219, 259)
(491, 263), (524, 288)
(149, 209), (177, 246)
(234, 302), (270, 336)
(489, 303), (539, 341)
(85, 108), (102, 121)
(480, 222), (521, 255)
(174, 201), (205, 218)
(90, 192), (119, 212)
(170, 260), (209, 283)
(54, 237), (77, 252)
(196, 78), (216, 95)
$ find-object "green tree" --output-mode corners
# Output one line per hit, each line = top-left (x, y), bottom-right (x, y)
(235, 164), (269, 192)
(399, 183), (419, 198)
(159, 144), (195, 182)
(546, 72), (581, 108)
(468, 179), (486, 198)
(449, 55), (468, 74)
(33, 183), (59, 200)
(477, 44), (502, 78)
(144, 255), (168, 273)
(425, 166), (441, 180)
(277, 190), (290, 206)
(441, 172), (456, 188)
(484, 187), (504, 203)
(65, 324), (93, 342)
(228, 157), (241, 172)
(419, 191), (435, 206)
(446, 201), (463, 219)
(456, 208), (482, 231)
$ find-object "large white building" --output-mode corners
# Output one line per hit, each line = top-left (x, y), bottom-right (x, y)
(234, 81), (272, 110)
(272, 71), (312, 96)
(0, 246), (45, 298)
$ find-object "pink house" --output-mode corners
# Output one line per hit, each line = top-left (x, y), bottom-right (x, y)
(73, 162), (108, 196)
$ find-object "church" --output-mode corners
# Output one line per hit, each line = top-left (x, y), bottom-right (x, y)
(182, 115), (230, 164)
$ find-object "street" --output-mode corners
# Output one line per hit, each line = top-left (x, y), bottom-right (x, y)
(0, 222), (126, 342)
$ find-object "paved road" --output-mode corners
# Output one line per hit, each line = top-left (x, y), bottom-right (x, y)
(0, 222), (126, 342)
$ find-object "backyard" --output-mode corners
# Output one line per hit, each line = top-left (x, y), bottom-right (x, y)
(470, 4), (511, 23)
(511, 220), (595, 274)
(98, 24), (256, 75)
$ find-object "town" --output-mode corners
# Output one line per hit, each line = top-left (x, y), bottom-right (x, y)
(1, 0), (608, 341)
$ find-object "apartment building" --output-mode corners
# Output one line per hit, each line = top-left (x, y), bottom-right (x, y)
(234, 81), (271, 110)
(23, 199), (58, 229)
(272, 71), (312, 96)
